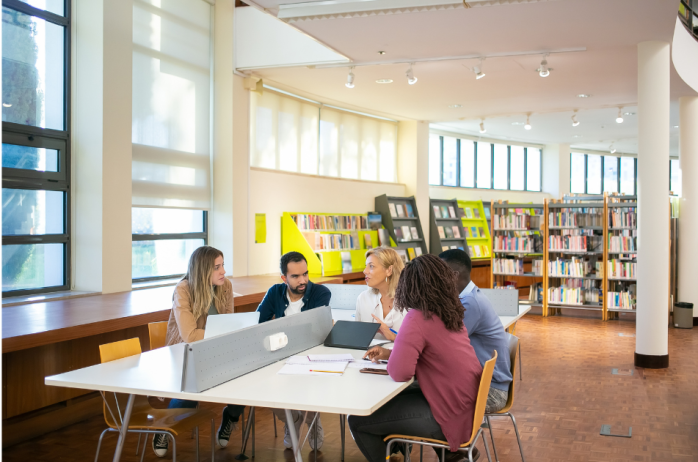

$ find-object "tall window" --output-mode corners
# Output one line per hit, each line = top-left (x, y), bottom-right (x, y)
(429, 135), (541, 192)
(2, 1), (70, 296)
(670, 159), (682, 196)
(571, 153), (638, 195)
(619, 157), (635, 195)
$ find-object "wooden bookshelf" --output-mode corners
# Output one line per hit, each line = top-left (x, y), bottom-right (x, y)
(429, 198), (468, 255)
(605, 195), (638, 319)
(375, 194), (428, 262)
(490, 201), (546, 307)
(457, 200), (491, 260)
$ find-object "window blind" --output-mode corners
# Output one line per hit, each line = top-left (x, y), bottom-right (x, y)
(132, 0), (212, 210)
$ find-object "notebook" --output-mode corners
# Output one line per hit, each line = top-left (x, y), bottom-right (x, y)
(204, 312), (260, 339)
(324, 321), (380, 350)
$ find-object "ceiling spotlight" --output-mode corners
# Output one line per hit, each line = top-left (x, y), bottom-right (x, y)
(406, 64), (418, 85)
(479, 119), (486, 134)
(577, 94), (591, 98)
(376, 79), (393, 84)
(610, 144), (617, 154)
(536, 54), (551, 77)
(2, 102), (11, 108)
(472, 58), (486, 80)
(449, 104), (463, 108)
(345, 67), (355, 88)
(524, 115), (532, 130)
(572, 110), (580, 127)
(378, 51), (386, 55)
(616, 107), (624, 123)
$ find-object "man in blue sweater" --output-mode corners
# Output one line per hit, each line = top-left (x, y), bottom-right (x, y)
(440, 249), (513, 413)
(257, 251), (331, 450)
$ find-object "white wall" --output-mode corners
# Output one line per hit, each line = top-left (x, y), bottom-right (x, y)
(672, 17), (698, 93)
(245, 168), (406, 275)
(429, 186), (551, 205)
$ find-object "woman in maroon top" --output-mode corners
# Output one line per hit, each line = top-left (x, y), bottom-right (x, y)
(348, 254), (483, 462)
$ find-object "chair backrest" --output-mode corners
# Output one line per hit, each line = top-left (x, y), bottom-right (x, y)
(99, 337), (142, 363)
(500, 334), (520, 412)
(465, 350), (498, 445)
(148, 321), (169, 350)
(325, 283), (368, 310)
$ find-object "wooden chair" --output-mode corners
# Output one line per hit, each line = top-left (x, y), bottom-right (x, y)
(383, 351), (498, 462)
(484, 335), (526, 462)
(149, 321), (169, 350)
(95, 338), (216, 462)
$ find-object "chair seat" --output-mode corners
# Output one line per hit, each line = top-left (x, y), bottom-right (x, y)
(383, 434), (473, 449)
(106, 407), (217, 436)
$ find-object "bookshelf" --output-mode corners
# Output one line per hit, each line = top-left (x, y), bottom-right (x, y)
(605, 197), (637, 319)
(375, 194), (428, 263)
(281, 212), (379, 275)
(490, 201), (546, 307)
(457, 200), (491, 260)
(429, 198), (469, 256)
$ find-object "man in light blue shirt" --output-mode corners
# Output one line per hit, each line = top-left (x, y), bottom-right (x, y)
(440, 249), (513, 413)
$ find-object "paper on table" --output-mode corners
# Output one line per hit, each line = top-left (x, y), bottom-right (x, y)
(347, 360), (388, 370)
(307, 354), (355, 362)
(278, 363), (347, 376)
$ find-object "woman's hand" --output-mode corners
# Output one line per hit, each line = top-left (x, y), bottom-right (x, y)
(363, 346), (391, 363)
(371, 314), (397, 341)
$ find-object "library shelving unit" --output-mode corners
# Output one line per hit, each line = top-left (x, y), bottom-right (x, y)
(375, 194), (428, 261)
(457, 200), (491, 260)
(545, 196), (607, 318)
(490, 201), (547, 307)
(429, 198), (468, 255)
(281, 212), (379, 275)
(606, 195), (638, 319)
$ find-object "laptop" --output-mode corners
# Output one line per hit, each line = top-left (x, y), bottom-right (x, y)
(324, 321), (380, 350)
(204, 312), (260, 339)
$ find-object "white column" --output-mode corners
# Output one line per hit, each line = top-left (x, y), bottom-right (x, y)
(73, 0), (133, 294)
(232, 75), (250, 277)
(397, 121), (430, 244)
(542, 143), (571, 198)
(678, 96), (698, 319)
(635, 42), (670, 367)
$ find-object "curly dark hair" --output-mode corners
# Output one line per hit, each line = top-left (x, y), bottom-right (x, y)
(394, 254), (465, 332)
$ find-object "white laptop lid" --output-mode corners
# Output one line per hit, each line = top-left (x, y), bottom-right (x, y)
(204, 312), (261, 339)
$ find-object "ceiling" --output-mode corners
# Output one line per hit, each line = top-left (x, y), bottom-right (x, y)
(239, 0), (697, 155)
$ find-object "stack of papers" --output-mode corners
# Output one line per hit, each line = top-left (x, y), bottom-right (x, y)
(278, 354), (389, 375)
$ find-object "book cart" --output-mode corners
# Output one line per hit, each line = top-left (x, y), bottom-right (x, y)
(375, 194), (428, 264)
(490, 201), (547, 307)
(428, 198), (468, 255)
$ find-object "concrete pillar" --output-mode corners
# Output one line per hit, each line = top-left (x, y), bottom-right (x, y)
(678, 96), (698, 319)
(73, 0), (133, 293)
(542, 143), (571, 198)
(635, 42), (670, 368)
(397, 121), (430, 245)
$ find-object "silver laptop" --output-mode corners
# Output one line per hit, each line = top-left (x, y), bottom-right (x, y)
(204, 312), (260, 339)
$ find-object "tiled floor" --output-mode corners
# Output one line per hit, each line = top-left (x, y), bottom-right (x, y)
(4, 315), (698, 461)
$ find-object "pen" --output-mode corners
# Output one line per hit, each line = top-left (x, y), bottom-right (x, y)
(389, 328), (398, 335)
(310, 370), (343, 374)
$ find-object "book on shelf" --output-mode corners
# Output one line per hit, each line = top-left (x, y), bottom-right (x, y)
(410, 226), (420, 240)
(482, 246), (489, 256)
(292, 214), (369, 231)
(463, 228), (470, 238)
(452, 226), (461, 238)
(444, 227), (453, 238)
(457, 207), (466, 218)
(608, 235), (636, 252)
(493, 236), (536, 252)
(529, 283), (543, 303)
(471, 227), (478, 238)
(473, 208), (481, 219)
(396, 204), (405, 217)
(396, 249), (409, 264)
(607, 284), (636, 309)
(364, 234), (373, 250)
(415, 247), (423, 256)
(607, 260), (636, 279)
(378, 229), (391, 247)
(548, 279), (601, 305)
(493, 258), (524, 275)
(473, 246), (482, 257)
(303, 231), (361, 251)
(548, 209), (603, 228)
(394, 227), (403, 240)
(478, 227), (485, 237)
(440, 206), (449, 218)
(433, 205), (440, 217)
(448, 206), (456, 218)
(465, 208), (473, 219)
(468, 245), (474, 256)
(548, 257), (601, 278)
(548, 232), (603, 252)
(341, 252), (352, 272)
(442, 245), (449, 251)
(608, 209), (636, 228)
(389, 203), (398, 218)
(368, 213), (382, 230)
(401, 226), (412, 240)
(493, 213), (541, 230)
(406, 204), (415, 218)
(407, 247), (417, 260)
(438, 226), (446, 238)
(450, 245), (458, 249)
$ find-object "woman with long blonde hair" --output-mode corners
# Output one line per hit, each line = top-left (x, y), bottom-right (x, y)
(355, 246), (405, 341)
(154, 246), (243, 457)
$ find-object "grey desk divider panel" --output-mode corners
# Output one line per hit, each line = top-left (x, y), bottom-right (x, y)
(479, 289), (519, 316)
(181, 306), (333, 393)
(326, 283), (368, 310)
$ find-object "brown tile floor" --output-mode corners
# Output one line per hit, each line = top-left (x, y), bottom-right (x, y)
(4, 315), (698, 461)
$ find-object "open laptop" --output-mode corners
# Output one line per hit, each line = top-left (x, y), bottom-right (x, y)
(324, 321), (380, 350)
(204, 312), (260, 339)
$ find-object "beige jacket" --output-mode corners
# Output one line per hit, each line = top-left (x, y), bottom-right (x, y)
(165, 278), (234, 346)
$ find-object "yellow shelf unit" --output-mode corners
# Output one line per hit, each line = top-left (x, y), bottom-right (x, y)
(457, 200), (491, 260)
(281, 212), (379, 275)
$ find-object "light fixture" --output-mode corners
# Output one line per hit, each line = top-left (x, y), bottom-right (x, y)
(378, 51), (386, 55)
(524, 114), (532, 130)
(479, 119), (486, 134)
(2, 103), (11, 108)
(472, 58), (486, 80)
(623, 112), (636, 116)
(345, 67), (355, 88)
(572, 110), (580, 127)
(406, 64), (418, 85)
(376, 79), (393, 84)
(449, 104), (462, 108)
(511, 122), (524, 126)
(577, 94), (591, 98)
(616, 107), (624, 123)
(610, 144), (617, 154)
(536, 54), (551, 77)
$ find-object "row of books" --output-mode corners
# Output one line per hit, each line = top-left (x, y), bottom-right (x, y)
(549, 211), (603, 228)
(389, 202), (415, 219)
(292, 214), (368, 231)
(607, 260), (636, 279)
(608, 236), (636, 253)
(396, 247), (423, 264)
(303, 232), (361, 251)
(548, 258), (602, 278)
(395, 226), (420, 241)
(608, 210), (636, 228)
(548, 235), (603, 252)
(441, 245), (466, 253)
(493, 258), (544, 275)
(437, 225), (462, 239)
(462, 207), (481, 219)
(607, 287), (637, 309)
(493, 236), (538, 252)
(548, 284), (601, 305)
(433, 205), (459, 219)
(493, 214), (542, 230)
(468, 245), (489, 258)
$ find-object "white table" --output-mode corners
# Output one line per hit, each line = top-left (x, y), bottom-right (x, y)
(45, 343), (412, 462)
(499, 304), (532, 331)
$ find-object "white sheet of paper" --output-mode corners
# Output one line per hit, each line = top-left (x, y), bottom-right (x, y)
(347, 360), (388, 370)
(204, 312), (260, 339)
(307, 354), (355, 362)
(277, 363), (347, 376)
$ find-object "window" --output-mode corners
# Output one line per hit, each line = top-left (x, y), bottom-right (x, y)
(459, 140), (475, 188)
(442, 137), (458, 186)
(526, 148), (541, 192)
(570, 153), (586, 193)
(132, 208), (207, 281)
(670, 159), (681, 196)
(2, 1), (70, 296)
(510, 146), (525, 191)
(586, 154), (602, 194)
(603, 156), (619, 193)
(428, 134), (441, 185)
(620, 157), (636, 195)
(571, 153), (640, 195)
(476, 142), (492, 189)
(493, 144), (508, 190)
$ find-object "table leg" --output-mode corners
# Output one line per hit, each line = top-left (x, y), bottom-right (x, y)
(339, 414), (345, 462)
(285, 409), (304, 462)
(112, 394), (136, 462)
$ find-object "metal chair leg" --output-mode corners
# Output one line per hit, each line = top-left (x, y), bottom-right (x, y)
(519, 343), (522, 381)
(481, 429), (493, 462)
(136, 434), (143, 455)
(339, 415), (345, 462)
(486, 416), (499, 462)
(139, 434), (149, 462)
(313, 413), (318, 459)
(507, 413), (527, 462)
(195, 426), (200, 462)
(169, 432), (178, 462)
(419, 445), (423, 462)
(94, 428), (110, 462)
(273, 413), (277, 437)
